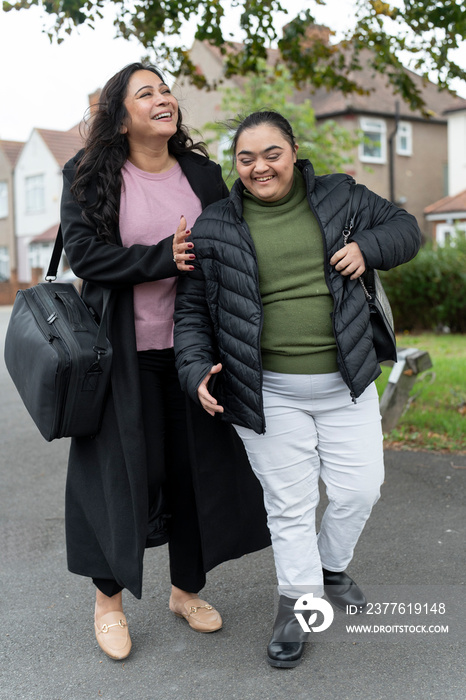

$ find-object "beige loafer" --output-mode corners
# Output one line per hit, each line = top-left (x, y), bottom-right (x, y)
(173, 598), (222, 633)
(94, 611), (132, 660)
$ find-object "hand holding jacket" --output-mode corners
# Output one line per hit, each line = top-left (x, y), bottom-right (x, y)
(173, 217), (197, 272)
(330, 242), (366, 280)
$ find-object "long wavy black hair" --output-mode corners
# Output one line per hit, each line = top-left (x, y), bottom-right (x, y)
(71, 62), (208, 242)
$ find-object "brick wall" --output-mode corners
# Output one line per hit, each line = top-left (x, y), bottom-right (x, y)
(0, 268), (42, 305)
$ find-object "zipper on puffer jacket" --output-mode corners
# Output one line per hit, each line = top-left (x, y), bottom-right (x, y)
(302, 166), (357, 403)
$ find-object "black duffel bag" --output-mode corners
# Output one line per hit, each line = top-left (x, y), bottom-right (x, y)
(4, 227), (112, 441)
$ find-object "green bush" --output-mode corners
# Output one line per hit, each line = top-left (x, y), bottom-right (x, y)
(379, 233), (466, 333)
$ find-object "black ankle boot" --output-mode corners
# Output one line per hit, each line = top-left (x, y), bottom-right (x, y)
(267, 596), (310, 668)
(323, 569), (367, 612)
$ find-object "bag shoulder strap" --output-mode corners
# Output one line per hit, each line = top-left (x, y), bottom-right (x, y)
(344, 183), (365, 239)
(94, 289), (111, 354)
(45, 224), (110, 354)
(343, 183), (376, 296)
(45, 225), (64, 280)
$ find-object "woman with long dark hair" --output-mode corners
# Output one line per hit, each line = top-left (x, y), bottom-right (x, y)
(60, 64), (269, 660)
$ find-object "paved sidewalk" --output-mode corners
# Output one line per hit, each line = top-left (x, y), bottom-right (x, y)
(1, 304), (465, 700)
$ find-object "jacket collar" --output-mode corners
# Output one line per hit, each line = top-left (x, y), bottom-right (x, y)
(296, 159), (315, 192)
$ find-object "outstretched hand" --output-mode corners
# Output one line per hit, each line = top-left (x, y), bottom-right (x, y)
(197, 364), (224, 416)
(172, 216), (195, 272)
(330, 241), (365, 280)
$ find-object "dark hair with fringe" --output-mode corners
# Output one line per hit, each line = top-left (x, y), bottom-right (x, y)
(71, 62), (208, 242)
(228, 110), (297, 167)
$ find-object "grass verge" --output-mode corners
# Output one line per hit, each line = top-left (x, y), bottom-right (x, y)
(375, 333), (466, 453)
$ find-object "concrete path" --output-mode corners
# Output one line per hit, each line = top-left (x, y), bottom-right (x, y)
(1, 305), (465, 700)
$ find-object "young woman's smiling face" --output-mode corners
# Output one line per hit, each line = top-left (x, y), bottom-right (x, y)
(235, 124), (298, 202)
(122, 69), (179, 147)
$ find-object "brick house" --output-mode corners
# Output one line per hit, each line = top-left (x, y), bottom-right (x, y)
(424, 190), (466, 245)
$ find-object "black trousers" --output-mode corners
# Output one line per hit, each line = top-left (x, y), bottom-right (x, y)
(94, 348), (206, 598)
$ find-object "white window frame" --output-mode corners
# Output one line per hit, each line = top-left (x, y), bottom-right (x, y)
(25, 173), (45, 213)
(0, 181), (8, 219)
(28, 241), (56, 275)
(436, 221), (466, 246)
(396, 121), (413, 156)
(359, 117), (387, 164)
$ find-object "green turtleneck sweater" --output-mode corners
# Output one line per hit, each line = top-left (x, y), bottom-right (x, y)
(243, 168), (338, 374)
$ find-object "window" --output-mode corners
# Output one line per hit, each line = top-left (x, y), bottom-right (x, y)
(396, 121), (412, 156)
(25, 174), (45, 213)
(436, 222), (466, 246)
(0, 181), (8, 219)
(359, 118), (386, 163)
(29, 242), (55, 276)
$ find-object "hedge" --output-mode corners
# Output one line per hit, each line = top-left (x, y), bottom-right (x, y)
(379, 234), (466, 333)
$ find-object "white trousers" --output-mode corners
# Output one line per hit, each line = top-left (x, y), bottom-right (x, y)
(234, 371), (384, 598)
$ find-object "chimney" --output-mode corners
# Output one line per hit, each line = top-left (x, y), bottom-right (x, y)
(282, 22), (332, 48)
(301, 24), (332, 47)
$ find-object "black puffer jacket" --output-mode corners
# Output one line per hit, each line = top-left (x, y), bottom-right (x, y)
(174, 159), (421, 434)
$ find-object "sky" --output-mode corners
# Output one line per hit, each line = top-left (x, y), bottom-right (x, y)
(1, 1), (465, 143)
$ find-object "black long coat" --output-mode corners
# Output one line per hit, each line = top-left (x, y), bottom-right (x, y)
(60, 151), (270, 599)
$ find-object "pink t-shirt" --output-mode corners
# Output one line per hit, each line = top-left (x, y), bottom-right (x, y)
(119, 160), (202, 351)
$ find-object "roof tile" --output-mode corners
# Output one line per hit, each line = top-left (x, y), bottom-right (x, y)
(0, 139), (25, 167)
(37, 128), (84, 167)
(424, 189), (466, 215)
(200, 41), (466, 120)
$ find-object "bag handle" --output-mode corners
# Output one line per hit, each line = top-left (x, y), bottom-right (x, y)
(342, 183), (376, 300)
(54, 289), (88, 331)
(343, 183), (365, 244)
(45, 225), (111, 356)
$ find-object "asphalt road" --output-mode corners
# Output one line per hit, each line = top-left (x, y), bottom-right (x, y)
(1, 304), (465, 700)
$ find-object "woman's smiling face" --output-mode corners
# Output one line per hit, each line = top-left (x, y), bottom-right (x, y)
(235, 124), (298, 202)
(121, 69), (179, 147)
